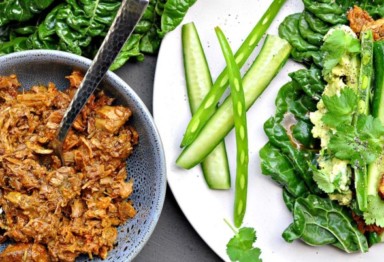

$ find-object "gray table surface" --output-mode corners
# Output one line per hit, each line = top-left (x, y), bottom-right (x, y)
(115, 55), (222, 262)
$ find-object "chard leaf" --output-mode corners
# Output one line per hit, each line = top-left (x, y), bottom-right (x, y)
(0, 0), (55, 26)
(289, 66), (326, 100)
(321, 87), (358, 127)
(321, 29), (360, 76)
(158, 0), (197, 37)
(283, 195), (368, 253)
(328, 115), (384, 166)
(259, 142), (308, 197)
(278, 13), (318, 52)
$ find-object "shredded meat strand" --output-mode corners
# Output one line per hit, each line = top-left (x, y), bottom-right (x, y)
(0, 72), (138, 261)
(352, 212), (384, 235)
(348, 5), (384, 40)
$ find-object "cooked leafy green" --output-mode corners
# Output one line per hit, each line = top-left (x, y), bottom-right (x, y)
(0, 0), (196, 70)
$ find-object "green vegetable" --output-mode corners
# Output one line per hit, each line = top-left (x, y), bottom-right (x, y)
(181, 22), (231, 189)
(0, 0), (196, 70)
(279, 13), (318, 52)
(298, 13), (323, 46)
(282, 189), (296, 212)
(303, 0), (347, 25)
(179, 0), (287, 147)
(0, 0), (55, 26)
(259, 142), (308, 197)
(303, 11), (331, 35)
(226, 222), (262, 262)
(215, 26), (249, 227)
(176, 35), (291, 169)
(321, 87), (358, 128)
(372, 41), (384, 119)
(290, 48), (323, 67)
(328, 115), (384, 166)
(353, 29), (374, 212)
(158, 0), (197, 37)
(321, 28), (361, 76)
(364, 40), (384, 227)
(283, 195), (368, 253)
(289, 66), (325, 100)
(264, 116), (318, 193)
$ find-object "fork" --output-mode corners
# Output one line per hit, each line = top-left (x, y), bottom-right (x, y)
(51, 0), (149, 164)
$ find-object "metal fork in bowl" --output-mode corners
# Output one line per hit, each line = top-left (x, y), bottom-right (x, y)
(51, 0), (149, 163)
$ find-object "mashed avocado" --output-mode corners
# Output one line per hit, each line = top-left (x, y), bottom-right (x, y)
(309, 26), (360, 200)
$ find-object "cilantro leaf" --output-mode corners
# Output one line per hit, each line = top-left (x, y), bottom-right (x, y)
(321, 29), (360, 76)
(321, 87), (358, 127)
(226, 227), (262, 262)
(328, 115), (384, 166)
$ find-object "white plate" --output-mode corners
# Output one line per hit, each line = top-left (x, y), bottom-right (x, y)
(153, 0), (381, 261)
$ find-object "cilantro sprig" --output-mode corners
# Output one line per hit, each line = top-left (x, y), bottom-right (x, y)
(321, 29), (360, 76)
(322, 87), (358, 127)
(328, 115), (384, 166)
(226, 220), (262, 262)
(321, 87), (384, 167)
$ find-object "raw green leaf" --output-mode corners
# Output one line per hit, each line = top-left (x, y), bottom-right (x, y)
(291, 120), (316, 148)
(0, 0), (196, 69)
(227, 227), (262, 262)
(303, 0), (347, 25)
(298, 13), (324, 46)
(290, 66), (325, 100)
(158, 0), (197, 37)
(283, 195), (368, 253)
(260, 142), (308, 197)
(290, 48), (324, 67)
(321, 87), (358, 127)
(0, 0), (55, 26)
(282, 189), (297, 212)
(321, 29), (360, 76)
(328, 115), (384, 166)
(279, 13), (318, 52)
(303, 11), (332, 35)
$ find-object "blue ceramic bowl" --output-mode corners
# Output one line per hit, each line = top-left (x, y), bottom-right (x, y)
(0, 50), (167, 261)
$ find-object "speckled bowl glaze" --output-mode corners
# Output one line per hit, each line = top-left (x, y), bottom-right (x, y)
(0, 50), (167, 261)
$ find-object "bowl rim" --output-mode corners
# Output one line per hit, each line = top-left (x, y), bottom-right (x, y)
(0, 49), (167, 261)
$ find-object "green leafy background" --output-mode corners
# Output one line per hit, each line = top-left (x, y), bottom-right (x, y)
(0, 0), (196, 70)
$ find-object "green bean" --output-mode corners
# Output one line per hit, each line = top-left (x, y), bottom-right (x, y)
(215, 26), (249, 228)
(355, 30), (374, 212)
(180, 0), (287, 147)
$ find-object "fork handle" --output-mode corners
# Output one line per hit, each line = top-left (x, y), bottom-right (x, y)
(56, 0), (149, 144)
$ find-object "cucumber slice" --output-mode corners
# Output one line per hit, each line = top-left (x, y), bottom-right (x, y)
(182, 22), (231, 189)
(177, 35), (292, 169)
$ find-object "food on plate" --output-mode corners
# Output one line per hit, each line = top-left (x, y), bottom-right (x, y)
(215, 26), (249, 227)
(176, 0), (289, 228)
(225, 222), (262, 262)
(179, 0), (287, 148)
(181, 22), (231, 190)
(0, 71), (138, 261)
(260, 0), (384, 253)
